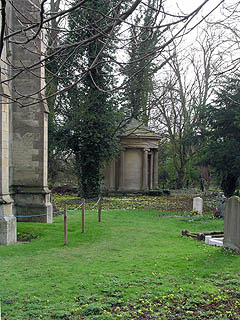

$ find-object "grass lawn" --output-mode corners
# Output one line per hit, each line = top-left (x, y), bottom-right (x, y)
(1, 207), (240, 319)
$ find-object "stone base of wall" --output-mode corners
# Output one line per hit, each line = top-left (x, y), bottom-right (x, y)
(0, 196), (16, 245)
(0, 213), (17, 245)
(12, 186), (53, 223)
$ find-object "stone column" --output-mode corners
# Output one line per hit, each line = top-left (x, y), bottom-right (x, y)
(0, 11), (17, 245)
(109, 159), (116, 191)
(153, 150), (159, 189)
(149, 152), (154, 190)
(9, 0), (52, 223)
(118, 148), (125, 190)
(142, 149), (148, 190)
(0, 93), (16, 245)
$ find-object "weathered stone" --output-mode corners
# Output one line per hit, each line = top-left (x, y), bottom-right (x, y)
(224, 196), (240, 251)
(9, 0), (53, 223)
(0, 0), (53, 244)
(0, 10), (16, 243)
(0, 194), (16, 245)
(205, 236), (223, 247)
(13, 188), (53, 223)
(0, 215), (17, 245)
(215, 192), (226, 217)
(193, 197), (203, 215)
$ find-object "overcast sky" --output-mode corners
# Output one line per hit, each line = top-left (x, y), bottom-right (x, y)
(164, 0), (225, 44)
(170, 0), (223, 14)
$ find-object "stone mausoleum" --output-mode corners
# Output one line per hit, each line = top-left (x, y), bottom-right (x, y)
(0, 0), (53, 245)
(102, 119), (160, 192)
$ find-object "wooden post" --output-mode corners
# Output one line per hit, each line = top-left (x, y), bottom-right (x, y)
(98, 195), (102, 222)
(82, 199), (85, 233)
(64, 205), (67, 245)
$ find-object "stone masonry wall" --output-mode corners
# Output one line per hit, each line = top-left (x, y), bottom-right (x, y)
(9, 0), (52, 222)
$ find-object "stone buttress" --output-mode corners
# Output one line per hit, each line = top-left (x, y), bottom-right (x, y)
(0, 24), (16, 244)
(9, 0), (53, 223)
(0, 0), (52, 245)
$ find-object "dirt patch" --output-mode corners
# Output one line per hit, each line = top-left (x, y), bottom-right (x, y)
(17, 232), (39, 242)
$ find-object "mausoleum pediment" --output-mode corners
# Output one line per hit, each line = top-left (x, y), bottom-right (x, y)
(121, 118), (160, 140)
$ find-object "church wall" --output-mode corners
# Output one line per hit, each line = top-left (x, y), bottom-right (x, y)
(8, 0), (52, 222)
(0, 2), (16, 244)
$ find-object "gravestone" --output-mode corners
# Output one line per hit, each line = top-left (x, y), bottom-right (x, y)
(215, 192), (226, 218)
(224, 196), (240, 252)
(193, 197), (203, 215)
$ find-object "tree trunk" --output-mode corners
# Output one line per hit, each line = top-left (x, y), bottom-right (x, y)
(176, 171), (185, 189)
(79, 151), (100, 199)
(221, 174), (238, 198)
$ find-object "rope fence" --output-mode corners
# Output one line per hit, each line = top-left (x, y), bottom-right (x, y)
(14, 196), (158, 245)
(14, 197), (101, 218)
(13, 195), (218, 246)
(14, 196), (152, 223)
(14, 196), (103, 245)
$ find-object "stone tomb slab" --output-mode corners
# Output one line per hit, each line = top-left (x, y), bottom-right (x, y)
(205, 236), (223, 247)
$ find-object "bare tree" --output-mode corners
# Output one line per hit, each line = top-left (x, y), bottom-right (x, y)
(200, 1), (240, 76)
(0, 0), (224, 107)
(150, 28), (223, 188)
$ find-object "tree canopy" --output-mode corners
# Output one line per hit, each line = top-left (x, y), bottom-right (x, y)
(198, 76), (240, 197)
(49, 0), (121, 197)
(2, 0), (237, 194)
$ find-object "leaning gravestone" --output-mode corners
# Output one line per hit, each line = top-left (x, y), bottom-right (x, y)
(224, 196), (240, 252)
(193, 197), (203, 215)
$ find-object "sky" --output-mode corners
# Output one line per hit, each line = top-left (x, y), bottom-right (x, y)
(166, 0), (225, 30)
(164, 0), (226, 45)
(170, 0), (224, 15)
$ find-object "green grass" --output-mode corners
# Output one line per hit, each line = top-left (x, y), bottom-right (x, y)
(0, 209), (240, 319)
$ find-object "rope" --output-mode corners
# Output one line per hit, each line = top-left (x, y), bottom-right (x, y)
(53, 210), (65, 216)
(15, 209), (65, 218)
(85, 197), (100, 209)
(61, 199), (83, 204)
(106, 198), (149, 202)
(85, 197), (99, 202)
(12, 197), (100, 219)
(15, 213), (49, 218)
(61, 197), (98, 204)
(67, 201), (84, 212)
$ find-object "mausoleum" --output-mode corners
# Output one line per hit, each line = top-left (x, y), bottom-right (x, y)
(102, 119), (160, 192)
